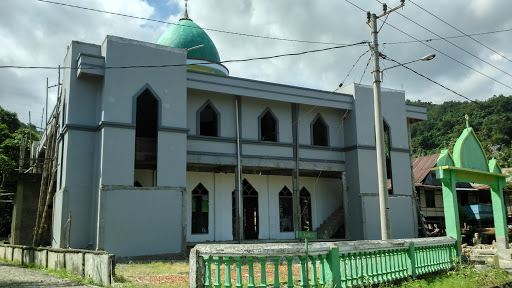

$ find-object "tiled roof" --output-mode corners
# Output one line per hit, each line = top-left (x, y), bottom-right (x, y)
(412, 154), (439, 184)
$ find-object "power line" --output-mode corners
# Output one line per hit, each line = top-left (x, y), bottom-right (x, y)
(0, 42), (368, 70)
(383, 28), (512, 45)
(383, 22), (512, 89)
(36, 0), (362, 46)
(339, 49), (370, 87)
(344, 0), (367, 13)
(343, 0), (512, 90)
(359, 56), (372, 84)
(374, 0), (512, 80)
(409, 0), (512, 64)
(380, 53), (475, 102)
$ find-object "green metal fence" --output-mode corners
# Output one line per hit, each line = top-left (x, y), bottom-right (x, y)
(190, 237), (457, 288)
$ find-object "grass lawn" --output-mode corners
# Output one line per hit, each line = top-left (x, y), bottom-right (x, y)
(382, 265), (512, 288)
(4, 258), (510, 288)
(115, 261), (512, 288)
(115, 261), (190, 288)
(115, 260), (305, 287)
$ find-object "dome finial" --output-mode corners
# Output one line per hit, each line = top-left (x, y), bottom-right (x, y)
(182, 0), (191, 20)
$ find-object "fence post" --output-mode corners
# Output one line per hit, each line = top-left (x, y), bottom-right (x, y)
(325, 247), (341, 287)
(407, 242), (417, 278)
(189, 247), (204, 288)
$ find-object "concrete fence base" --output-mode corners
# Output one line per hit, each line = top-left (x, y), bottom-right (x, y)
(0, 244), (115, 286)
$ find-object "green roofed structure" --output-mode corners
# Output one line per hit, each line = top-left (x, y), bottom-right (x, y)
(156, 6), (228, 76)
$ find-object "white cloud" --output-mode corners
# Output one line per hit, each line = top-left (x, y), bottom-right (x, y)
(1, 0), (512, 123)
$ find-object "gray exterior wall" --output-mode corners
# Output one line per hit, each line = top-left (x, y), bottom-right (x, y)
(338, 84), (419, 240)
(50, 35), (426, 257)
(54, 37), (188, 256)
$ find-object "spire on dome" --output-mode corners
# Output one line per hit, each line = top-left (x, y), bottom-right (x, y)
(181, 0), (191, 20)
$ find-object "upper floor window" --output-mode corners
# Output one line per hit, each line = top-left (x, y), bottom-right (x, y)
(311, 114), (328, 146)
(259, 108), (277, 142)
(198, 101), (219, 137)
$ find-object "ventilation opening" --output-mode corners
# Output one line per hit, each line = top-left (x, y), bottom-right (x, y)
(134, 89), (158, 187)
(192, 183), (209, 234)
(300, 187), (312, 231)
(260, 110), (277, 142)
(279, 186), (293, 232)
(312, 116), (328, 146)
(199, 103), (218, 137)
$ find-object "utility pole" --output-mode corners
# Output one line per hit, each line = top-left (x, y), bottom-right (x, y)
(367, 0), (404, 240)
(46, 78), (48, 134)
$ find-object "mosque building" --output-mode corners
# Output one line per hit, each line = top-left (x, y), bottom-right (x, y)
(49, 5), (427, 256)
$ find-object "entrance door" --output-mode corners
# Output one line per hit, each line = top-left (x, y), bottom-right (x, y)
(232, 179), (259, 240)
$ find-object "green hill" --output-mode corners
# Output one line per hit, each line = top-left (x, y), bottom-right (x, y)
(408, 94), (512, 168)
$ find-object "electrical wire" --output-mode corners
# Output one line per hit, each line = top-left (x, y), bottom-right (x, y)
(380, 53), (476, 102)
(343, 0), (512, 90)
(382, 27), (512, 45)
(0, 42), (368, 70)
(339, 49), (370, 87)
(383, 22), (512, 90)
(374, 0), (512, 80)
(409, 0), (512, 64)
(359, 56), (372, 84)
(36, 0), (363, 46)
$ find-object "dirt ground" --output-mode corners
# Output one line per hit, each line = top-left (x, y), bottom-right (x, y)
(0, 261), (97, 288)
(116, 261), (310, 287)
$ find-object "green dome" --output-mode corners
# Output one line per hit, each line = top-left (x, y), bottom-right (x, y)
(157, 19), (220, 63)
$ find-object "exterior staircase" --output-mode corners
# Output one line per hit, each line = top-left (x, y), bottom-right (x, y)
(316, 205), (345, 239)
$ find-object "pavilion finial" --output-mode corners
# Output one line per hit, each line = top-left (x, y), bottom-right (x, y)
(182, 0), (190, 20)
(465, 114), (469, 129)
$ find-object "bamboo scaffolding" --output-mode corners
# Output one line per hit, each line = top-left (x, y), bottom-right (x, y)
(32, 94), (61, 247)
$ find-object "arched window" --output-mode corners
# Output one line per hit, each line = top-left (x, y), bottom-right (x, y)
(300, 187), (312, 231)
(192, 183), (209, 234)
(259, 108), (277, 142)
(198, 101), (219, 137)
(134, 88), (158, 187)
(279, 186), (293, 232)
(384, 121), (393, 194)
(312, 114), (328, 146)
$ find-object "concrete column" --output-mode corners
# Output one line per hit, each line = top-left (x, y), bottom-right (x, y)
(490, 182), (509, 251)
(440, 170), (461, 255)
(292, 103), (300, 233)
(235, 96), (242, 242)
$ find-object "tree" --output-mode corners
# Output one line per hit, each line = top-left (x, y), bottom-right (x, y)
(410, 95), (512, 168)
(0, 155), (16, 187)
(0, 107), (20, 134)
(0, 124), (10, 145)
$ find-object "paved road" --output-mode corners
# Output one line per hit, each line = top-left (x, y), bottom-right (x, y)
(0, 262), (97, 288)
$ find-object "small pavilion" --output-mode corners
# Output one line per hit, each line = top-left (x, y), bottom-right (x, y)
(433, 115), (509, 255)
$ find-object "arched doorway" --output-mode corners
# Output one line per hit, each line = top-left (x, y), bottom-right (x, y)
(232, 179), (259, 240)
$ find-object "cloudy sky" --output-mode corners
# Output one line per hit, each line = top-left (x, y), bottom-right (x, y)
(1, 0), (512, 125)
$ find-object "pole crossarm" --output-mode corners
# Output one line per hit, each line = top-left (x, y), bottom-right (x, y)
(367, 2), (405, 24)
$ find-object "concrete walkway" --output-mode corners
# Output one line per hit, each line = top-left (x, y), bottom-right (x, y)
(0, 262), (98, 288)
